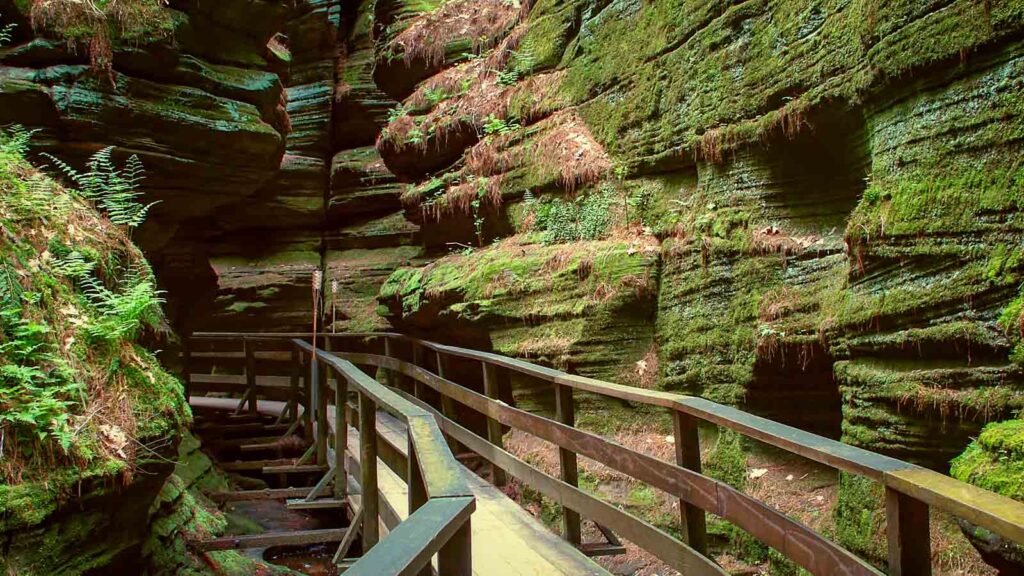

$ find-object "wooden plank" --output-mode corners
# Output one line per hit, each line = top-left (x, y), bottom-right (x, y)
(262, 464), (329, 474)
(335, 371), (348, 500)
(411, 397), (724, 576)
(194, 528), (347, 551)
(885, 487), (931, 576)
(287, 498), (347, 510)
(244, 339), (257, 414)
(343, 497), (475, 576)
(209, 488), (312, 502)
(885, 467), (1024, 546)
(482, 363), (507, 487)
(219, 458), (295, 472)
(333, 505), (363, 565)
(673, 411), (707, 555)
(317, 360), (329, 464)
(360, 391), (380, 552)
(438, 516), (472, 576)
(555, 383), (581, 547)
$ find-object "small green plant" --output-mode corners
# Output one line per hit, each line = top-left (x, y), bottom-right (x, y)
(423, 87), (450, 106)
(482, 114), (521, 137)
(405, 127), (425, 146)
(0, 13), (14, 46)
(387, 104), (407, 123)
(44, 147), (157, 228)
(497, 40), (537, 86)
(527, 189), (616, 244)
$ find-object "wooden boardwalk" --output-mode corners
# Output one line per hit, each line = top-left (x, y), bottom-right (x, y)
(185, 333), (1024, 576)
(190, 396), (609, 576)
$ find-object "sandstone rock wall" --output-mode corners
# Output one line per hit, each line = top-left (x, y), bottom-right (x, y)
(3, 0), (1024, 469)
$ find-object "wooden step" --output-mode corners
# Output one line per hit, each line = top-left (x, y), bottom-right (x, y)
(287, 498), (348, 510)
(209, 488), (312, 502)
(580, 543), (627, 557)
(221, 458), (296, 472)
(194, 528), (347, 551)
(262, 464), (329, 474)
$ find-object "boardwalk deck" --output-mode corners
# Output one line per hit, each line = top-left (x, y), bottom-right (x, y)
(190, 397), (609, 576)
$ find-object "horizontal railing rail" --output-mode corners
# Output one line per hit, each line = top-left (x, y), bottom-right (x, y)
(187, 332), (1024, 576)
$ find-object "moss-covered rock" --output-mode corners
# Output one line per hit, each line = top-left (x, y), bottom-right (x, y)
(950, 420), (1024, 572)
(0, 127), (188, 574)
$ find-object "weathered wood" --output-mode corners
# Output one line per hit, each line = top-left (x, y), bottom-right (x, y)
(289, 346), (301, 424)
(436, 352), (462, 452)
(194, 528), (346, 551)
(672, 411), (707, 555)
(407, 431), (431, 576)
(333, 505), (363, 565)
(335, 369), (348, 500)
(482, 362), (507, 487)
(304, 467), (337, 501)
(208, 487), (311, 502)
(287, 498), (347, 510)
(345, 351), (881, 576)
(886, 487), (932, 576)
(244, 338), (258, 414)
(438, 515), (473, 576)
(412, 397), (725, 576)
(360, 391), (380, 552)
(343, 497), (475, 576)
(554, 383), (581, 547)
(316, 360), (329, 464)
(261, 464), (329, 474)
(885, 466), (1024, 546)
(219, 458), (295, 472)
(412, 343), (426, 400)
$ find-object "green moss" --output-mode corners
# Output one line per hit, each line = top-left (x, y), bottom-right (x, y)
(951, 419), (1024, 502)
(832, 472), (886, 566)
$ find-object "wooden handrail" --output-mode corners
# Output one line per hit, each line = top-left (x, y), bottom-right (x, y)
(188, 332), (1024, 575)
(288, 338), (476, 574)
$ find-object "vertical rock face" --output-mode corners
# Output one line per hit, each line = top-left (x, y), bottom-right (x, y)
(360, 0), (1024, 472)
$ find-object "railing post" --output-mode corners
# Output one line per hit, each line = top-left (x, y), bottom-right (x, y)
(438, 517), (472, 576)
(481, 363), (507, 487)
(316, 361), (329, 465)
(289, 346), (300, 424)
(244, 338), (257, 414)
(554, 382), (582, 546)
(359, 391), (379, 552)
(407, 432), (431, 576)
(436, 352), (461, 453)
(334, 371), (348, 500)
(886, 488), (931, 576)
(182, 338), (191, 401)
(411, 342), (426, 399)
(383, 337), (403, 392)
(302, 350), (314, 443)
(672, 411), (707, 555)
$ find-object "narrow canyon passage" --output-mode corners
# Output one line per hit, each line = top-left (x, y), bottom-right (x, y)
(2, 0), (1024, 575)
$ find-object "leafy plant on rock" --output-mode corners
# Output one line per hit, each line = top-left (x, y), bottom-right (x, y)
(44, 147), (157, 229)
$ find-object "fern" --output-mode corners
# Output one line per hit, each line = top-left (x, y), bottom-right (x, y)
(0, 125), (37, 157)
(0, 13), (14, 46)
(78, 267), (163, 342)
(43, 147), (157, 228)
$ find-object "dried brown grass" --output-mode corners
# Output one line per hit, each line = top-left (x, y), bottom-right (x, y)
(391, 0), (518, 67)
(532, 110), (614, 192)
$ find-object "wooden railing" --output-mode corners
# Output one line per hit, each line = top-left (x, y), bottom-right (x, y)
(185, 332), (1024, 576)
(185, 334), (475, 576)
